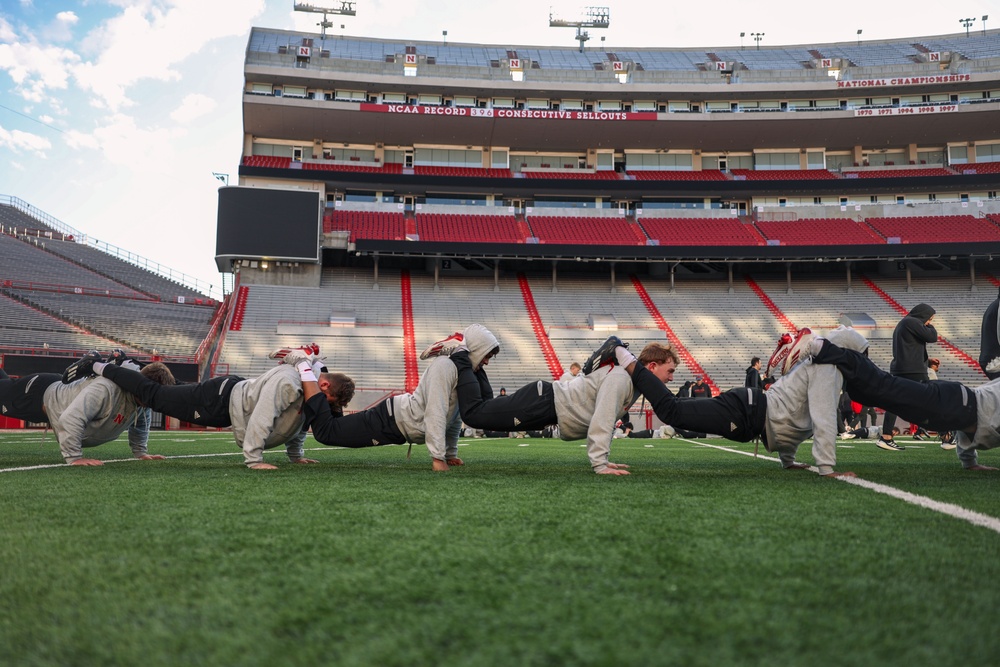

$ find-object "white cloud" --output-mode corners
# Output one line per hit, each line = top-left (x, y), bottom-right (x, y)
(75, 0), (266, 110)
(0, 38), (80, 103)
(170, 93), (217, 123)
(63, 112), (184, 168)
(43, 11), (80, 42)
(0, 125), (52, 155)
(0, 16), (16, 42)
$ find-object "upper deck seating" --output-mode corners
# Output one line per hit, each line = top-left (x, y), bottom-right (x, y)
(527, 216), (647, 245)
(324, 210), (407, 242)
(627, 170), (728, 181)
(755, 218), (885, 245)
(865, 215), (1000, 244)
(242, 155), (292, 168)
(520, 170), (622, 180)
(415, 213), (523, 243)
(413, 166), (512, 178)
(730, 169), (837, 181)
(639, 217), (764, 246)
(842, 168), (954, 178)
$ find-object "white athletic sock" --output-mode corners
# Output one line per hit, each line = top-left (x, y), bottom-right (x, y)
(93, 361), (108, 375)
(296, 361), (317, 383)
(615, 346), (637, 367)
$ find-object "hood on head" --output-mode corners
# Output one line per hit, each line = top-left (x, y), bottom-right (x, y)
(463, 324), (500, 369)
(824, 325), (869, 355)
(907, 303), (936, 322)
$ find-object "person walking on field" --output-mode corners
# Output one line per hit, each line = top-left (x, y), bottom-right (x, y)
(877, 303), (937, 451)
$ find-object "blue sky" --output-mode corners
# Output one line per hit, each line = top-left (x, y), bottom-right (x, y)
(0, 1), (993, 291)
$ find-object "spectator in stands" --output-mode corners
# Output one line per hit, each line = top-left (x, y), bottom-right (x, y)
(878, 304), (938, 451)
(499, 387), (507, 396)
(690, 376), (711, 398)
(744, 357), (763, 389)
(594, 327), (867, 477)
(560, 362), (582, 382)
(981, 285), (1000, 380)
(63, 350), (349, 470)
(808, 335), (995, 471)
(438, 335), (672, 475)
(0, 359), (172, 466)
(290, 324), (500, 472)
(677, 380), (693, 398)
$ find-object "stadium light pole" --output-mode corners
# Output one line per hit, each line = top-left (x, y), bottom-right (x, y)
(984, 15), (989, 35)
(740, 32), (745, 50)
(960, 17), (974, 36)
(857, 29), (862, 46)
(212, 172), (229, 186)
(751, 32), (764, 50)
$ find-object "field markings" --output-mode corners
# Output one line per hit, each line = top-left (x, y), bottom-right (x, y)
(5, 437), (1000, 534)
(685, 438), (1000, 535)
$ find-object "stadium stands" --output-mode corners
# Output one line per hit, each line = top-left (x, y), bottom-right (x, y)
(755, 218), (885, 245)
(639, 217), (765, 246)
(866, 215), (1000, 244)
(527, 216), (648, 245)
(415, 213), (523, 243)
(323, 210), (407, 242)
(627, 170), (728, 181)
(730, 169), (838, 181)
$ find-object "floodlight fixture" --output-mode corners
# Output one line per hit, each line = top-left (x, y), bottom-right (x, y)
(740, 31), (745, 49)
(293, 1), (357, 38)
(857, 28), (862, 46)
(960, 17), (974, 36)
(549, 6), (610, 53)
(984, 15), (989, 35)
(751, 32), (764, 50)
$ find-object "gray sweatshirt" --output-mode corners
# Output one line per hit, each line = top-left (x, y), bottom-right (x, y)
(228, 364), (307, 466)
(552, 365), (636, 473)
(764, 326), (870, 475)
(393, 324), (500, 461)
(42, 377), (149, 463)
(955, 378), (1000, 468)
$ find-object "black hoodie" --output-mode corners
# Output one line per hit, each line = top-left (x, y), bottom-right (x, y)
(980, 286), (1000, 376)
(890, 303), (937, 376)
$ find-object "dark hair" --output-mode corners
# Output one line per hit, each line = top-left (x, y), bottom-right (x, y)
(140, 362), (176, 386)
(321, 372), (355, 408)
(751, 356), (760, 366)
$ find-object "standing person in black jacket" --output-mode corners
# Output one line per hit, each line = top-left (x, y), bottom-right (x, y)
(878, 303), (937, 451)
(744, 357), (763, 389)
(980, 285), (1000, 380)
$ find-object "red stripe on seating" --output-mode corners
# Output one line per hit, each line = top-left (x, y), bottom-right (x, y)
(744, 276), (797, 333)
(400, 271), (419, 392)
(630, 275), (718, 396)
(517, 274), (563, 380)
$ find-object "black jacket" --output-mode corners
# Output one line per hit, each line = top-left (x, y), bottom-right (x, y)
(980, 286), (1000, 375)
(889, 303), (937, 377)
(744, 366), (762, 389)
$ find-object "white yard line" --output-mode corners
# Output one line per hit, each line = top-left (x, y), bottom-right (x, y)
(687, 438), (1000, 535)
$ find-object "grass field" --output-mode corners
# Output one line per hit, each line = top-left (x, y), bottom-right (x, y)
(1, 430), (998, 667)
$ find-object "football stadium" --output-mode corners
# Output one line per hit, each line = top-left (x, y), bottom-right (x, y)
(3, 5), (1000, 665)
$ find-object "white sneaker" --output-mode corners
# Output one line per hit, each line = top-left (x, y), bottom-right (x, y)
(659, 424), (676, 439)
(986, 356), (1000, 374)
(783, 328), (815, 375)
(269, 343), (320, 361)
(766, 332), (793, 378)
(420, 332), (464, 359)
(839, 432), (857, 440)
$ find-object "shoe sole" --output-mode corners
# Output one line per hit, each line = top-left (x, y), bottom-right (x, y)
(877, 442), (905, 451)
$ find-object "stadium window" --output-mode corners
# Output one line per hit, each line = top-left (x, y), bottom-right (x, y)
(928, 193), (937, 202)
(813, 197), (822, 205)
(870, 195), (879, 203)
(896, 196), (905, 205)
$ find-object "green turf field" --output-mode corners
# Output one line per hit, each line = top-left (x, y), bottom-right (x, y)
(1, 430), (998, 667)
